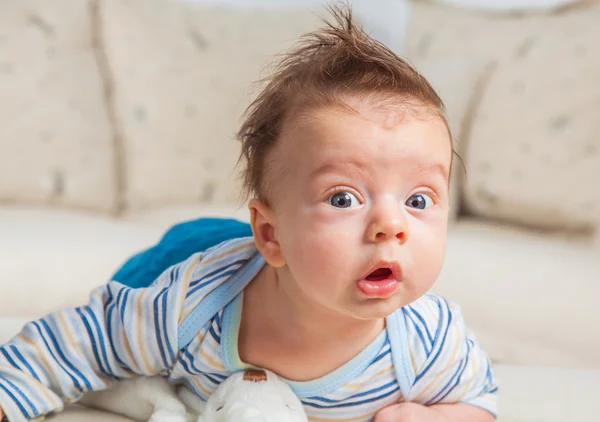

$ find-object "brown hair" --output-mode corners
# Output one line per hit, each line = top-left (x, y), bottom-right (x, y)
(237, 3), (450, 201)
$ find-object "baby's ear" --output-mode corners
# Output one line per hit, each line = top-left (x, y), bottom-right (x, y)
(248, 199), (286, 268)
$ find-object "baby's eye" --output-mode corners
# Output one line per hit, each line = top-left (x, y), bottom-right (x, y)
(327, 191), (359, 209)
(405, 193), (434, 210)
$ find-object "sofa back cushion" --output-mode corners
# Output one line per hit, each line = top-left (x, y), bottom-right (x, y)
(0, 0), (117, 212)
(408, 2), (600, 235)
(102, 0), (323, 210)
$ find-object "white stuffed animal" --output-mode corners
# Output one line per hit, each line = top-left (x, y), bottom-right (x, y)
(79, 369), (308, 422)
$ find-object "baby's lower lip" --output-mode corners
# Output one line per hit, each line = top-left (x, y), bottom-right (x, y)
(357, 277), (399, 298)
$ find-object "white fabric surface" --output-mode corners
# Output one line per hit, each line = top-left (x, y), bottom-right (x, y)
(434, 219), (600, 370)
(494, 364), (600, 422)
(0, 206), (162, 318)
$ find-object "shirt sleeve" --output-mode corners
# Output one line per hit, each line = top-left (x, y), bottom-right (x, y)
(406, 294), (498, 417)
(0, 252), (203, 422)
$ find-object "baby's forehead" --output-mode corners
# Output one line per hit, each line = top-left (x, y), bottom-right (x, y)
(273, 103), (450, 167)
(286, 97), (443, 134)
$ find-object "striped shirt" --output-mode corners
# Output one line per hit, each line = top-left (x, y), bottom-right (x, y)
(0, 237), (497, 422)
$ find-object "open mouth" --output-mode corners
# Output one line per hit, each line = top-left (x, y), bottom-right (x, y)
(365, 267), (393, 281)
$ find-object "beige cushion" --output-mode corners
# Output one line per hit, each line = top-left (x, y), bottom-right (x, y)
(124, 204), (251, 227)
(494, 364), (600, 422)
(463, 3), (600, 233)
(0, 206), (162, 318)
(433, 219), (600, 370)
(0, 1), (116, 212)
(101, 0), (322, 210)
(408, 1), (600, 233)
(415, 56), (490, 220)
(0, 205), (249, 319)
(407, 3), (529, 65)
(46, 405), (133, 422)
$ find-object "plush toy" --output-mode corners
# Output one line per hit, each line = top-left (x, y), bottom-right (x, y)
(80, 369), (308, 422)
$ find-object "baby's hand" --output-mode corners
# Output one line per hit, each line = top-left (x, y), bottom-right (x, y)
(375, 402), (447, 422)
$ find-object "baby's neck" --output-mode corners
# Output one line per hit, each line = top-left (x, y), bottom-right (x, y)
(239, 265), (385, 381)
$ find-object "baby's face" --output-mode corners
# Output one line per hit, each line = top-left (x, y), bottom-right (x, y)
(264, 100), (452, 320)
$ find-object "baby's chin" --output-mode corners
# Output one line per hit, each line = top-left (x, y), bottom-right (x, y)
(347, 295), (412, 321)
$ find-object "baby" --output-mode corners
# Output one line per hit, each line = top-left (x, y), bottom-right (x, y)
(0, 5), (497, 422)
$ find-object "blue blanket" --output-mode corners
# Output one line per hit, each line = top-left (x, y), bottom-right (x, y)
(111, 218), (252, 288)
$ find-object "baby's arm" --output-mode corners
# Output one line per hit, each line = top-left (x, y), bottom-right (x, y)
(376, 401), (493, 422)
(378, 295), (498, 421)
(0, 253), (203, 422)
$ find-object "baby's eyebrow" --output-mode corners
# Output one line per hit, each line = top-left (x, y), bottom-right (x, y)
(420, 162), (450, 182)
(309, 161), (365, 179)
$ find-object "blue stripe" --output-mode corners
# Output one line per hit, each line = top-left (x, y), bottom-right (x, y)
(106, 287), (128, 369)
(428, 338), (471, 404)
(1, 348), (21, 372)
(202, 372), (223, 385)
(169, 266), (176, 286)
(0, 381), (31, 418)
(75, 308), (108, 376)
(370, 347), (391, 366)
(32, 321), (83, 392)
(153, 287), (170, 369)
(162, 288), (176, 362)
(303, 385), (399, 409)
(307, 380), (397, 404)
(403, 308), (430, 354)
(414, 299), (452, 383)
(86, 306), (116, 375)
(177, 352), (194, 374)
(119, 289), (131, 327)
(186, 259), (249, 298)
(10, 346), (41, 382)
(2, 376), (39, 415)
(181, 350), (227, 385)
(39, 320), (94, 391)
(187, 256), (248, 289)
(186, 268), (242, 299)
(210, 372), (228, 381)
(183, 349), (211, 376)
(485, 358), (494, 383)
(182, 350), (199, 374)
(410, 307), (434, 343)
(208, 322), (221, 343)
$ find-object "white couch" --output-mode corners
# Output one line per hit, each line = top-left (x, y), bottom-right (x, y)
(1, 1), (599, 421)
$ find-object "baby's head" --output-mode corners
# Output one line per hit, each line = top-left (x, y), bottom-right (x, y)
(239, 6), (453, 320)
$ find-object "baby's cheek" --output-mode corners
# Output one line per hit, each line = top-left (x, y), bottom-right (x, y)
(414, 233), (446, 284)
